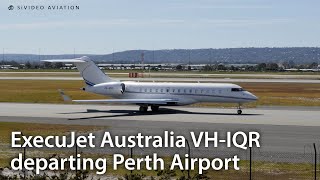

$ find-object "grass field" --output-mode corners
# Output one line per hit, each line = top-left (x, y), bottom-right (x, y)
(238, 82), (320, 106)
(0, 80), (319, 106)
(0, 80), (105, 103)
(1, 149), (316, 179)
(1, 152), (315, 179)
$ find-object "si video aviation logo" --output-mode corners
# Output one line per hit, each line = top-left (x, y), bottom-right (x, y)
(7, 5), (79, 11)
(8, 5), (14, 10)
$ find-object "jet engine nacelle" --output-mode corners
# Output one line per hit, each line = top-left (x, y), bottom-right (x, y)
(87, 82), (125, 95)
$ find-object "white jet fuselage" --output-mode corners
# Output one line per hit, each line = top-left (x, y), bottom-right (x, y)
(86, 81), (258, 106)
(43, 56), (258, 113)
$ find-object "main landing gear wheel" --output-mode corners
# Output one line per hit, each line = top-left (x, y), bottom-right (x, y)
(139, 106), (148, 112)
(151, 105), (159, 112)
(237, 104), (242, 115)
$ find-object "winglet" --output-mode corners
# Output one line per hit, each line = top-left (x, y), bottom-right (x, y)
(58, 89), (72, 102)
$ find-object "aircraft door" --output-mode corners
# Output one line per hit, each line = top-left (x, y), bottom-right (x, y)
(121, 83), (125, 94)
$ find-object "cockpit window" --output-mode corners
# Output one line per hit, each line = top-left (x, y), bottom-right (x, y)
(231, 88), (244, 92)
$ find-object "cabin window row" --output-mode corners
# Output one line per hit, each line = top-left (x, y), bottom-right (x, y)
(139, 88), (223, 94)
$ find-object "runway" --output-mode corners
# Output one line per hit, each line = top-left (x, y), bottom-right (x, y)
(1, 76), (319, 83)
(0, 103), (319, 126)
(0, 103), (319, 157)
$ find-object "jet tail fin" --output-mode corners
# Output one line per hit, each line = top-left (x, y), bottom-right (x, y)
(42, 56), (118, 86)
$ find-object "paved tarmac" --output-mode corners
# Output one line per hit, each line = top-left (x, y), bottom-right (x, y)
(0, 103), (319, 159)
(0, 103), (319, 126)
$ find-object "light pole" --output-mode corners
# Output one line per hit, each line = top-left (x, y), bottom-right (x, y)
(2, 48), (4, 61)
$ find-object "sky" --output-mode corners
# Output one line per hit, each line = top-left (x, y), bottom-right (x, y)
(0, 0), (320, 54)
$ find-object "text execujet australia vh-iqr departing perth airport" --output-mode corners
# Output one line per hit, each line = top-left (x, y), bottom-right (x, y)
(43, 56), (258, 114)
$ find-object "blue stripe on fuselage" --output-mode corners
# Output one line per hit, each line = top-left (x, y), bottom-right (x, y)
(83, 78), (95, 86)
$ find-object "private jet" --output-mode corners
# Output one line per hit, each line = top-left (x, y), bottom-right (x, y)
(43, 56), (258, 114)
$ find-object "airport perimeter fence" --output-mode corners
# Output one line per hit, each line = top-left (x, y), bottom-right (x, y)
(3, 142), (320, 180)
(124, 142), (320, 180)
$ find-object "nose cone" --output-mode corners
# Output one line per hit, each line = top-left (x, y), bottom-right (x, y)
(250, 93), (258, 101)
(246, 91), (258, 101)
(251, 94), (258, 101)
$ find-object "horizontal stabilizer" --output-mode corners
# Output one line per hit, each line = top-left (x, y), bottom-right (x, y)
(42, 56), (116, 84)
(58, 89), (72, 102)
(41, 59), (85, 63)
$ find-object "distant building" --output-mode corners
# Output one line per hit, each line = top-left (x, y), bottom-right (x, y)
(97, 63), (174, 70)
(0, 65), (19, 70)
(285, 68), (319, 72)
(60, 63), (75, 70)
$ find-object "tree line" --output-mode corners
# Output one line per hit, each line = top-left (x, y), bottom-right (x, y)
(1, 60), (319, 72)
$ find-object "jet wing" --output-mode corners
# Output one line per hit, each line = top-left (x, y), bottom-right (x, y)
(73, 99), (178, 105)
(58, 90), (178, 105)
